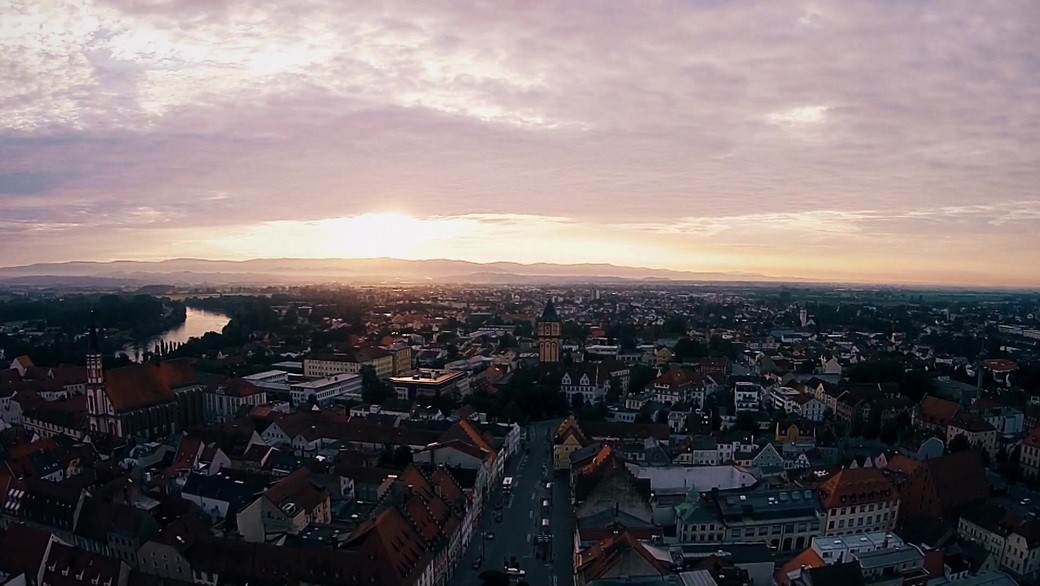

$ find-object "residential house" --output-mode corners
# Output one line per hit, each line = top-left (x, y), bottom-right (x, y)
(203, 378), (267, 425)
(958, 501), (1040, 580)
(916, 395), (961, 433)
(818, 467), (899, 536)
(554, 417), (589, 471)
(947, 414), (998, 460)
(237, 468), (331, 543)
(734, 382), (760, 413)
(1020, 427), (1040, 480)
(574, 531), (672, 586)
(560, 362), (631, 405)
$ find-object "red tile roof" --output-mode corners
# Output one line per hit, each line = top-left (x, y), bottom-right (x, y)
(346, 507), (431, 584)
(776, 548), (825, 586)
(819, 467), (897, 510)
(103, 360), (198, 412)
(264, 468), (327, 512)
(885, 454), (921, 476)
(575, 531), (671, 582)
(1024, 427), (1040, 449)
(0, 523), (52, 579)
(925, 450), (990, 515)
(917, 395), (960, 427)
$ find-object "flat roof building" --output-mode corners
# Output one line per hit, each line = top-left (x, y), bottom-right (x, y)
(388, 369), (469, 400)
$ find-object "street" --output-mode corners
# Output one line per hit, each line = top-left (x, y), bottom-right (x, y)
(450, 419), (574, 585)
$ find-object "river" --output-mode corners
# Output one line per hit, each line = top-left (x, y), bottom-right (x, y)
(120, 307), (230, 359)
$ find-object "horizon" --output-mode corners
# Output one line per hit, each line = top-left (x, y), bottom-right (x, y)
(2, 254), (1039, 290)
(2, 3), (1039, 287)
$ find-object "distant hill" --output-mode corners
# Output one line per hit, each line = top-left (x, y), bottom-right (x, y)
(0, 257), (801, 286)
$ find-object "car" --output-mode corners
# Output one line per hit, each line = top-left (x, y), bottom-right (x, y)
(505, 568), (526, 577)
(485, 531), (495, 540)
(495, 503), (504, 511)
(471, 558), (482, 570)
(494, 512), (503, 522)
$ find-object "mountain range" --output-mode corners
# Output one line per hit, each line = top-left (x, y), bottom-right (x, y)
(0, 258), (800, 286)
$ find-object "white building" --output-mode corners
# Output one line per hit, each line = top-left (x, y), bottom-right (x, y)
(289, 373), (362, 407)
(734, 382), (761, 413)
(203, 379), (268, 424)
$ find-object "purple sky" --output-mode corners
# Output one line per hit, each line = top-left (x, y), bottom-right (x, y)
(2, 1), (1039, 285)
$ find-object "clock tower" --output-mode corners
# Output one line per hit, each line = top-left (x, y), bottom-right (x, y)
(538, 299), (561, 364)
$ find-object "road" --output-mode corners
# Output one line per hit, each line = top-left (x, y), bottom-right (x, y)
(451, 419), (574, 586)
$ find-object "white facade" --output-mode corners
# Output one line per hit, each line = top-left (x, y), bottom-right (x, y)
(734, 382), (760, 413)
(824, 499), (899, 536)
(289, 373), (362, 407)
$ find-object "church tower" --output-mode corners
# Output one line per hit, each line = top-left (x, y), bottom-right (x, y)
(85, 311), (116, 435)
(538, 299), (561, 364)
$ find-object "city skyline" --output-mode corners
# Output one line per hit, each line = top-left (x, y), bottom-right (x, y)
(2, 1), (1040, 287)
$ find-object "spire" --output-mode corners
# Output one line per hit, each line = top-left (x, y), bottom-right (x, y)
(89, 309), (100, 354)
(540, 298), (558, 321)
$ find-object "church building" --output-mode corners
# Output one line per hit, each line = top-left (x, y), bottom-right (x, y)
(86, 324), (189, 439)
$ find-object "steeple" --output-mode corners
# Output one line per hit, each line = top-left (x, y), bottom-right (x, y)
(86, 309), (104, 386)
(89, 309), (101, 354)
(541, 298), (559, 321)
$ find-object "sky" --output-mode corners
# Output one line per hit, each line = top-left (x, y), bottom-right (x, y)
(1, 1), (1039, 287)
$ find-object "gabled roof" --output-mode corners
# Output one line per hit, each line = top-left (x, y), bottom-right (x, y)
(103, 361), (193, 412)
(41, 541), (126, 586)
(0, 523), (52, 579)
(924, 450), (990, 515)
(917, 395), (960, 426)
(884, 453), (921, 476)
(554, 416), (587, 445)
(649, 368), (700, 391)
(1024, 427), (1040, 450)
(950, 413), (996, 433)
(575, 531), (671, 582)
(819, 467), (897, 510)
(345, 507), (431, 584)
(264, 467), (327, 512)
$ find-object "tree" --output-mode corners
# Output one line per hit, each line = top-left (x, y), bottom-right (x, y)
(879, 420), (899, 445)
(479, 571), (510, 586)
(734, 411), (758, 433)
(948, 434), (971, 453)
(571, 394), (586, 411)
(392, 445), (413, 467)
(606, 378), (623, 405)
(360, 365), (393, 404)
(630, 366), (657, 394)
(673, 338), (708, 363)
(707, 335), (739, 360)
(662, 315), (687, 336)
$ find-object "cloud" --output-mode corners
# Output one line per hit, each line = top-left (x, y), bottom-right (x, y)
(1, 1), (1039, 285)
(769, 106), (829, 126)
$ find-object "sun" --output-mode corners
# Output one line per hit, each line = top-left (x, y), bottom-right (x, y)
(317, 212), (452, 259)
